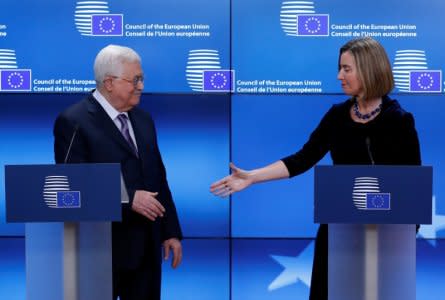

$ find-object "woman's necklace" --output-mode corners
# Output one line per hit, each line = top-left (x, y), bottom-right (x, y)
(353, 99), (382, 120)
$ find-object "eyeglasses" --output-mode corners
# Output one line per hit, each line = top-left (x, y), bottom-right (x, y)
(109, 75), (144, 87)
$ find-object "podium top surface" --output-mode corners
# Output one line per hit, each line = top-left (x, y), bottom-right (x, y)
(5, 163), (122, 222)
(314, 165), (432, 224)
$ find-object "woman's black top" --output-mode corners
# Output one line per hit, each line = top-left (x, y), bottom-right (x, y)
(282, 95), (421, 172)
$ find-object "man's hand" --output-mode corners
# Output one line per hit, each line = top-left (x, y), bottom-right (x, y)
(163, 238), (182, 269)
(131, 190), (165, 221)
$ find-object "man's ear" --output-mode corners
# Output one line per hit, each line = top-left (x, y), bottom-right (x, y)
(103, 77), (113, 92)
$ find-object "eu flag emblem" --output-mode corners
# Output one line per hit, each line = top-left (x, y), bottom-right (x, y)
(409, 70), (442, 92)
(203, 70), (234, 92)
(297, 14), (329, 36)
(0, 69), (31, 91)
(56, 191), (81, 208)
(366, 193), (390, 210)
(91, 14), (123, 36)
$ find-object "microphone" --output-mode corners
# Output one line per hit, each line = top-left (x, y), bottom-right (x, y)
(365, 136), (375, 165)
(64, 124), (79, 163)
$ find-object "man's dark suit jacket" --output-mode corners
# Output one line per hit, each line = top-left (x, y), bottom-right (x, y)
(53, 93), (182, 270)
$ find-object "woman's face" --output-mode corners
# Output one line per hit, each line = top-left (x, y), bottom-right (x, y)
(337, 51), (363, 98)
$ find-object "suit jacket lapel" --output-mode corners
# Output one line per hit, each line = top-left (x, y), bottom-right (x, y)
(86, 95), (139, 157)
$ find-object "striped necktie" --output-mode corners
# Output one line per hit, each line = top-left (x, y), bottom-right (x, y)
(116, 114), (138, 156)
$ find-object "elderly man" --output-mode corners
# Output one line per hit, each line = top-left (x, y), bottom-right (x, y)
(54, 44), (182, 300)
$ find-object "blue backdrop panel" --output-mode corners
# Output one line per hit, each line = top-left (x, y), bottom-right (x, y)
(0, 93), (229, 237)
(0, 0), (229, 93)
(232, 0), (445, 94)
(400, 95), (445, 239)
(0, 237), (444, 299)
(232, 239), (314, 300)
(140, 94), (230, 237)
(231, 94), (445, 239)
(231, 94), (338, 237)
(417, 239), (445, 300)
(0, 237), (25, 300)
(0, 94), (230, 237)
(0, 93), (81, 235)
(161, 239), (229, 300)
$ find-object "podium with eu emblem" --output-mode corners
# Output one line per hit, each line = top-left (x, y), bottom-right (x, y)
(314, 165), (432, 300)
(4, 163), (122, 300)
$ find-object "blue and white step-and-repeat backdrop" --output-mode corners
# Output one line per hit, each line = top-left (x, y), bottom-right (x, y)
(1, 0), (445, 299)
(0, 0), (230, 93)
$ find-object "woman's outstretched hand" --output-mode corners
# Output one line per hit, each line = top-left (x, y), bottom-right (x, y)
(210, 163), (253, 197)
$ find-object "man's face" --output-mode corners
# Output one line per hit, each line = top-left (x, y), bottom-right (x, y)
(108, 61), (144, 111)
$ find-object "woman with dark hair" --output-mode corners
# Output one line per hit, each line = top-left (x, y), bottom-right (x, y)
(210, 37), (421, 299)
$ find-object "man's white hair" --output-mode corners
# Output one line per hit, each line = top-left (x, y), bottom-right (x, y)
(94, 44), (141, 87)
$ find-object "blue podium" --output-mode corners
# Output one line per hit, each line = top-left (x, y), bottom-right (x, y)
(5, 164), (122, 300)
(314, 165), (432, 300)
